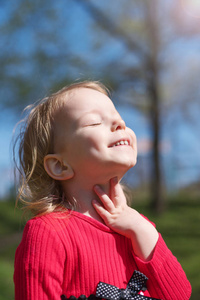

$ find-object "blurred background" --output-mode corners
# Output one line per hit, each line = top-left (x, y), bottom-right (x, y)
(0, 0), (200, 299)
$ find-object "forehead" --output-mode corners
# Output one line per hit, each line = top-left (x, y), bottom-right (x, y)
(62, 87), (116, 117)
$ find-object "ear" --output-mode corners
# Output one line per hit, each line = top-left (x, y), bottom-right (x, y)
(44, 154), (74, 181)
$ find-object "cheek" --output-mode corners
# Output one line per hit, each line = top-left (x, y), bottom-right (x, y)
(80, 130), (104, 149)
(72, 134), (102, 158)
(126, 128), (137, 149)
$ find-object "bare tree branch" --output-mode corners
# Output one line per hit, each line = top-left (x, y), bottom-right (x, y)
(74, 0), (149, 61)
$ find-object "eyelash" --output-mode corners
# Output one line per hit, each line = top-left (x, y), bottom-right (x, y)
(88, 123), (101, 126)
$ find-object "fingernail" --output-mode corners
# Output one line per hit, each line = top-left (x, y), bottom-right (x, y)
(94, 185), (100, 191)
(92, 200), (100, 206)
(112, 177), (118, 183)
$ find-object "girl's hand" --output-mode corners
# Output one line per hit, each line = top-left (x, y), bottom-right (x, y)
(92, 177), (159, 261)
(93, 177), (140, 237)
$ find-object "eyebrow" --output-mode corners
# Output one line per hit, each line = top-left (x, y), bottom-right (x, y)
(77, 109), (102, 121)
(76, 105), (120, 125)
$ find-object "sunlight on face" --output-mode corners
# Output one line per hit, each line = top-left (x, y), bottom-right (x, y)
(54, 88), (137, 181)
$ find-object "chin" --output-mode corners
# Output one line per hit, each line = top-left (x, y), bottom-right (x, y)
(131, 157), (137, 167)
(122, 156), (137, 169)
(116, 159), (137, 179)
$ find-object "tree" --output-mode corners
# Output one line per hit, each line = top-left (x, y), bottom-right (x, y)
(1, 0), (200, 210)
(0, 0), (90, 112)
(73, 0), (165, 212)
(73, 0), (200, 212)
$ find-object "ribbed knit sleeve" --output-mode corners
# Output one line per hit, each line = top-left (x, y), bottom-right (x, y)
(14, 218), (66, 300)
(134, 233), (191, 300)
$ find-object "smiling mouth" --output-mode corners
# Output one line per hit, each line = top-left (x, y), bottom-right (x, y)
(109, 140), (130, 147)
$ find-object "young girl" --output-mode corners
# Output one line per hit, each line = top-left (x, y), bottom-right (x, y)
(14, 81), (191, 300)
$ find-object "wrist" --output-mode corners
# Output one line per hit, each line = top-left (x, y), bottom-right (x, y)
(127, 210), (159, 261)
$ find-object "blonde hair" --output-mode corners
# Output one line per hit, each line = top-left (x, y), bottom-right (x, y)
(13, 81), (110, 216)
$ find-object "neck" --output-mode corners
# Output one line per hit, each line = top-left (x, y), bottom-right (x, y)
(61, 177), (112, 223)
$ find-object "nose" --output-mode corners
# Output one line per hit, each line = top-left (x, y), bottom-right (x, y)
(111, 118), (126, 131)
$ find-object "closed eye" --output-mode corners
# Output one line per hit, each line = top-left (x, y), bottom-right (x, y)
(82, 122), (102, 128)
(87, 123), (101, 127)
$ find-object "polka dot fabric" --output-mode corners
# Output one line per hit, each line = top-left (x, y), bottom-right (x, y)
(96, 271), (160, 300)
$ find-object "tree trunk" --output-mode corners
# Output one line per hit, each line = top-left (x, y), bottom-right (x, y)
(147, 65), (164, 213)
(145, 0), (164, 213)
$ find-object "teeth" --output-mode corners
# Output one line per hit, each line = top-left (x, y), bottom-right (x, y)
(113, 140), (129, 147)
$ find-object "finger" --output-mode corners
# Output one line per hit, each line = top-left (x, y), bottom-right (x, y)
(93, 185), (115, 212)
(110, 177), (125, 206)
(110, 177), (118, 200)
(92, 200), (111, 223)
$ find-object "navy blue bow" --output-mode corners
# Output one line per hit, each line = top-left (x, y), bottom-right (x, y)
(96, 270), (160, 300)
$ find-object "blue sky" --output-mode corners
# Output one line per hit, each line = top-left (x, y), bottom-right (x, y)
(1, 0), (200, 198)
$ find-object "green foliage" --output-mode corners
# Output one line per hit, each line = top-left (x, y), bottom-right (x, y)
(0, 194), (200, 299)
(0, 199), (24, 236)
(0, 246), (17, 300)
(132, 193), (200, 299)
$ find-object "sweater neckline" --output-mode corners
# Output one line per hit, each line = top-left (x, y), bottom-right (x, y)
(69, 210), (115, 233)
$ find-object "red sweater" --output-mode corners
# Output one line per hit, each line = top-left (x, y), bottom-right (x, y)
(14, 210), (191, 300)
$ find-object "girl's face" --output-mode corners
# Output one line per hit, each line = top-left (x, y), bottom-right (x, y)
(54, 88), (137, 181)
